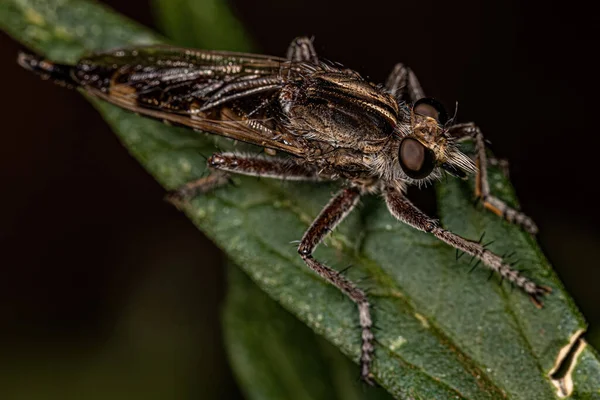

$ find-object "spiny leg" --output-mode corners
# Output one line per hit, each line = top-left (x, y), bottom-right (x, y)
(286, 36), (319, 64)
(167, 152), (321, 203)
(383, 185), (550, 306)
(166, 171), (230, 205)
(384, 63), (425, 102)
(170, 155), (375, 378)
(448, 122), (538, 234)
(208, 152), (321, 180)
(298, 187), (375, 384)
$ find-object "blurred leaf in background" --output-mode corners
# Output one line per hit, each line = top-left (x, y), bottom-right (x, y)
(1, 0), (600, 399)
(151, 0), (253, 50)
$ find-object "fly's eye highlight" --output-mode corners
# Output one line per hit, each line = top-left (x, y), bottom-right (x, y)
(413, 97), (448, 125)
(399, 138), (436, 179)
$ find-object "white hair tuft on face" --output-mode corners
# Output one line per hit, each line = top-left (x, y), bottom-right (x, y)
(446, 149), (477, 174)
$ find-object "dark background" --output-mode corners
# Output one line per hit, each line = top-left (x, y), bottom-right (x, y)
(1, 0), (599, 398)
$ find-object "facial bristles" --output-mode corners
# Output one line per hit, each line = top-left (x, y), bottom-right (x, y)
(446, 149), (477, 174)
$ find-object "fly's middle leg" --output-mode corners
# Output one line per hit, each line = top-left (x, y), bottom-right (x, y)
(297, 186), (376, 384)
(448, 122), (538, 234)
(171, 156), (378, 383)
(209, 155), (376, 381)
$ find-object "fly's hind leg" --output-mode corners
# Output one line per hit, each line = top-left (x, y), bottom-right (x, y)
(297, 186), (375, 384)
(171, 156), (377, 382)
(166, 171), (230, 205)
(286, 36), (319, 64)
(166, 152), (321, 204)
(448, 122), (538, 234)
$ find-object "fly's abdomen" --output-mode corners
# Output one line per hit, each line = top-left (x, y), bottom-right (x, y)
(72, 58), (195, 113)
(70, 51), (282, 116)
(17, 51), (77, 88)
(16, 50), (169, 111)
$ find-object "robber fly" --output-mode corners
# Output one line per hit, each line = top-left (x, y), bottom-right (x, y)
(18, 37), (550, 384)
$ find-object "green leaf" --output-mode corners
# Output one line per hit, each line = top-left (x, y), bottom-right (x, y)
(151, 0), (253, 51)
(2, 1), (599, 398)
(223, 264), (394, 400)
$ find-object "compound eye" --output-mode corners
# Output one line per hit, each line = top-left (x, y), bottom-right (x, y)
(399, 138), (436, 179)
(413, 98), (448, 125)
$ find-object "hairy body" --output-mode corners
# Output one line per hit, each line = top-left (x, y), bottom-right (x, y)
(18, 37), (549, 383)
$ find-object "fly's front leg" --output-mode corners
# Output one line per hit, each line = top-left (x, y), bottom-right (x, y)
(286, 36), (319, 64)
(488, 157), (511, 178)
(166, 152), (320, 204)
(385, 63), (425, 102)
(298, 187), (375, 384)
(449, 122), (538, 234)
(384, 186), (551, 306)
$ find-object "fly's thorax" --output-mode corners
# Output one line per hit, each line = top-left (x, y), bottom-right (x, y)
(279, 71), (402, 149)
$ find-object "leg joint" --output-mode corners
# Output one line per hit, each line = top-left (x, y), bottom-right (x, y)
(298, 245), (311, 257)
(208, 154), (227, 168)
(424, 221), (437, 232)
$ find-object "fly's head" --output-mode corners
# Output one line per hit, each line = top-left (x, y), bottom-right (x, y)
(387, 98), (476, 186)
